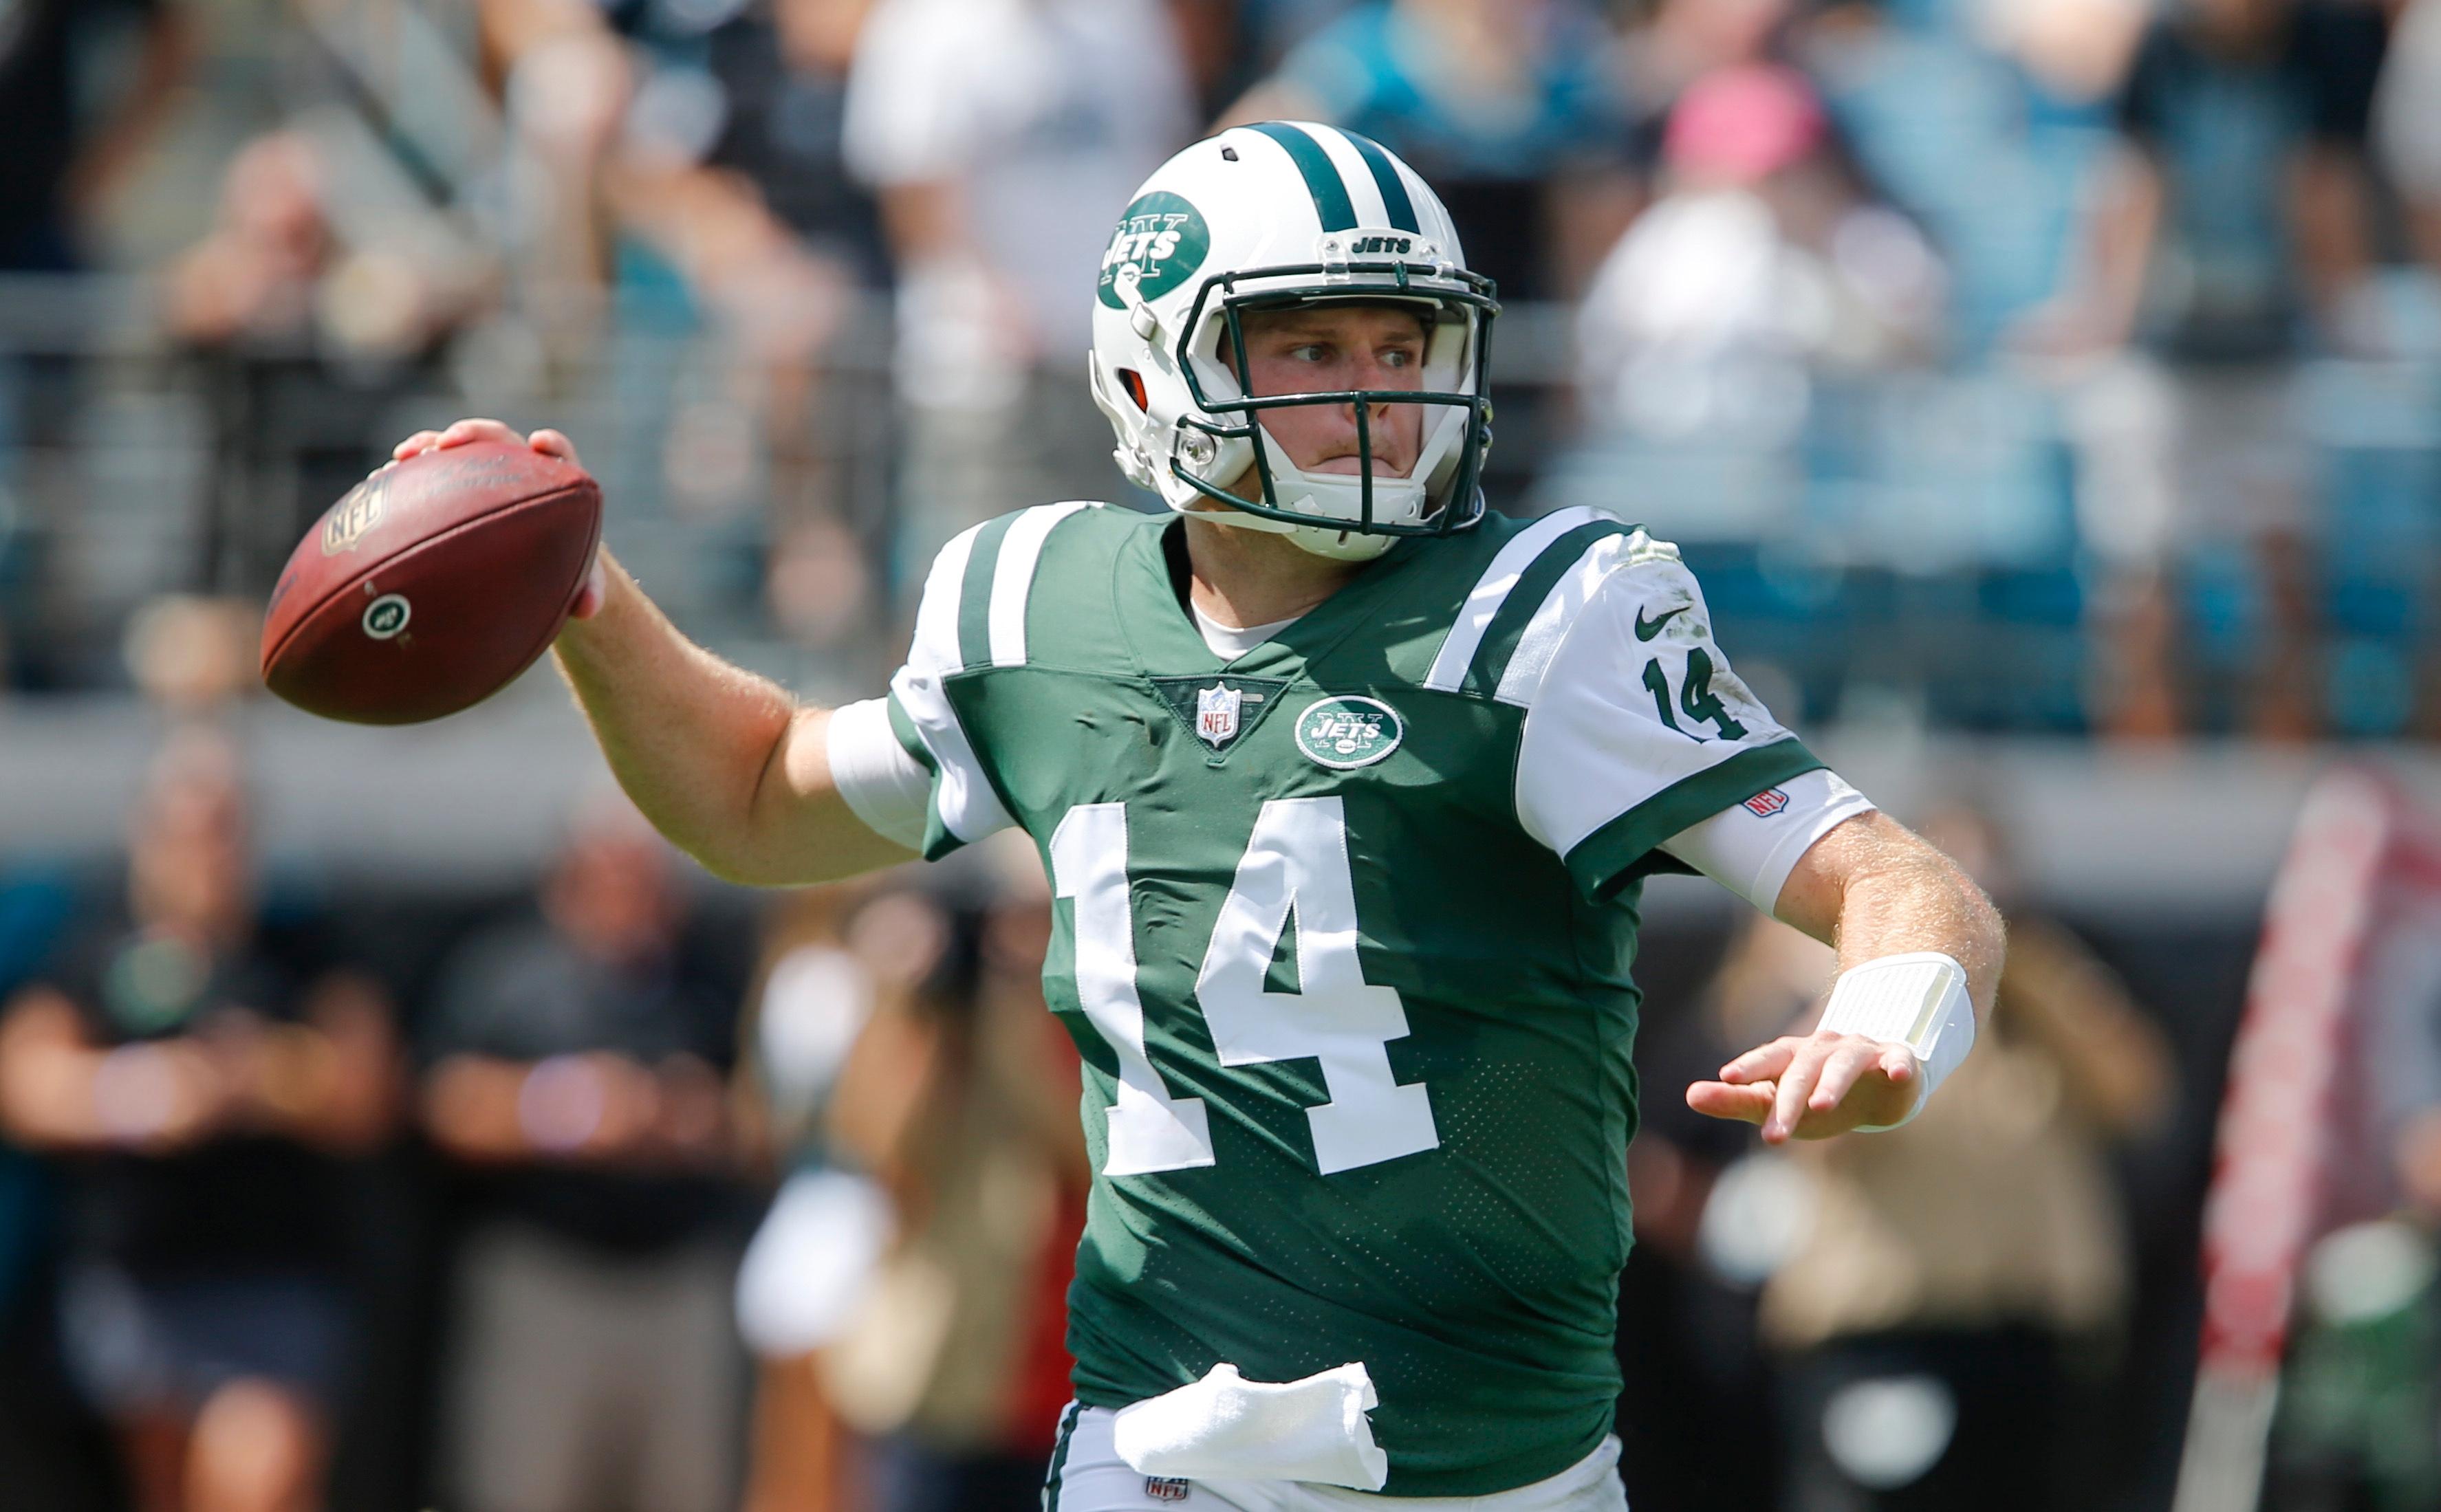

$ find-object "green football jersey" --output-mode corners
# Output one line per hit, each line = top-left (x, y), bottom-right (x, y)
(884, 502), (1822, 1495)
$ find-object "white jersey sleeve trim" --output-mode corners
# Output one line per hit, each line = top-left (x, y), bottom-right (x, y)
(1660, 768), (1876, 914)
(824, 697), (931, 851)
(988, 501), (1094, 667)
(1420, 505), (1608, 692)
(891, 522), (1015, 848)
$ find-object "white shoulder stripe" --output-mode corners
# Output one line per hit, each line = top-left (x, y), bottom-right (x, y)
(1422, 506), (1610, 692)
(889, 664), (1012, 843)
(908, 521), (983, 675)
(988, 501), (1092, 668)
(896, 521), (1012, 844)
(1494, 532), (1631, 708)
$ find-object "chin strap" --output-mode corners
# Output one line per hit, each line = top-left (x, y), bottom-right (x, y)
(1173, 502), (1398, 561)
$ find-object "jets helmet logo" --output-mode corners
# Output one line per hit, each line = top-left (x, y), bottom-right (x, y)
(1294, 696), (1403, 769)
(1098, 191), (1211, 310)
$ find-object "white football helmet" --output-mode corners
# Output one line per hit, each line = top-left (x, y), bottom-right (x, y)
(1087, 122), (1497, 561)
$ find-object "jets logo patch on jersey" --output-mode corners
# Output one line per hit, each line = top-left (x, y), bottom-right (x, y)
(1295, 696), (1403, 769)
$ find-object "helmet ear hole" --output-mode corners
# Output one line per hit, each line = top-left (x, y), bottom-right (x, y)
(1118, 369), (1149, 412)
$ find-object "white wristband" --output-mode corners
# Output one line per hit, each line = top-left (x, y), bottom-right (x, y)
(1812, 952), (1976, 1131)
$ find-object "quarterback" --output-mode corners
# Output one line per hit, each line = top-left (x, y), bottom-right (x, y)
(396, 124), (2001, 1507)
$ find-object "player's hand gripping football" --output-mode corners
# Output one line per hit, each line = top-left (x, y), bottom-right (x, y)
(1684, 1030), (1922, 1142)
(391, 418), (610, 618)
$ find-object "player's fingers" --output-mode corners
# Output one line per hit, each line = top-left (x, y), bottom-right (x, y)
(1806, 1044), (1878, 1113)
(528, 427), (583, 468)
(392, 430), (442, 460)
(566, 552), (608, 621)
(1717, 1038), (1800, 1086)
(439, 417), (521, 449)
(1767, 1047), (1827, 1143)
(1685, 1079), (1774, 1125)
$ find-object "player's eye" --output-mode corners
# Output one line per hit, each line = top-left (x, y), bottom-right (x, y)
(1380, 345), (1418, 369)
(1287, 342), (1329, 364)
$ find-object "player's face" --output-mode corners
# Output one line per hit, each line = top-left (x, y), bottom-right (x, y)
(1237, 305), (1431, 481)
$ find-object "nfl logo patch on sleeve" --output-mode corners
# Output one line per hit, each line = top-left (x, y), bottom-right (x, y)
(1742, 787), (1790, 818)
(1146, 1476), (1192, 1502)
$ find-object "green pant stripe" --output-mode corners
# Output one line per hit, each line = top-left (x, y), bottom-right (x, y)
(1463, 521), (1623, 697)
(1040, 1402), (1083, 1511)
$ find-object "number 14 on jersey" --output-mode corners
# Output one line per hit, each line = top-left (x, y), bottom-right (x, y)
(1048, 796), (1441, 1179)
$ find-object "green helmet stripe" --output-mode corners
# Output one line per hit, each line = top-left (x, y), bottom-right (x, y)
(1338, 129), (1421, 233)
(1247, 122), (1356, 232)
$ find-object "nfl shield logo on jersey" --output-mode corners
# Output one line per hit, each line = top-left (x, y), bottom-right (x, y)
(1195, 683), (1241, 748)
(1742, 787), (1791, 818)
(1145, 1478), (1191, 1503)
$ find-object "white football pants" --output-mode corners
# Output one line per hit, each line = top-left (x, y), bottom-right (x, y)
(1041, 1405), (1630, 1512)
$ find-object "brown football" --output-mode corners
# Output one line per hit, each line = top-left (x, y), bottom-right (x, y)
(259, 441), (603, 724)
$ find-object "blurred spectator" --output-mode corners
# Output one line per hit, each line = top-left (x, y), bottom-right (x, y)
(1727, 802), (2172, 1512)
(1576, 64), (1945, 441)
(842, 0), (1194, 573)
(2014, 0), (2394, 739)
(0, 732), (399, 1512)
(165, 129), (494, 598)
(2376, 0), (2441, 285)
(122, 596), (263, 716)
(1801, 0), (2145, 358)
(607, 0), (890, 650)
(419, 795), (755, 1512)
(1614, 920), (1790, 1512)
(1616, 0), (1794, 179)
(0, 861), (110, 1510)
(0, 0), (193, 273)
(816, 844), (1086, 1511)
(2085, 0), (2394, 362)
(165, 130), (492, 362)
(477, 0), (636, 366)
(1224, 0), (1636, 298)
(733, 881), (897, 1512)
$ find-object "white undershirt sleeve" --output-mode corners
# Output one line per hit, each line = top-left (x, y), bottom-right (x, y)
(824, 697), (931, 852)
(1659, 767), (1876, 915)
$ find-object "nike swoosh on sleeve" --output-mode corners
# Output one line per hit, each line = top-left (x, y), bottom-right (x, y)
(1633, 605), (1688, 641)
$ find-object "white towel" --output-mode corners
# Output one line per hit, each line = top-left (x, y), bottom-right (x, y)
(1111, 1361), (1389, 1490)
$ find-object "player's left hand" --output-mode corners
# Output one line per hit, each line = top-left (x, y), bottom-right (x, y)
(1686, 1031), (1920, 1142)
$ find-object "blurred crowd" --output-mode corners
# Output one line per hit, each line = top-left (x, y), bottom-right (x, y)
(0, 0), (2435, 735)
(0, 723), (1094, 1512)
(0, 712), (2226, 1512)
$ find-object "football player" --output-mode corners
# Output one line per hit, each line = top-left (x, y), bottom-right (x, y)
(395, 122), (2002, 1509)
